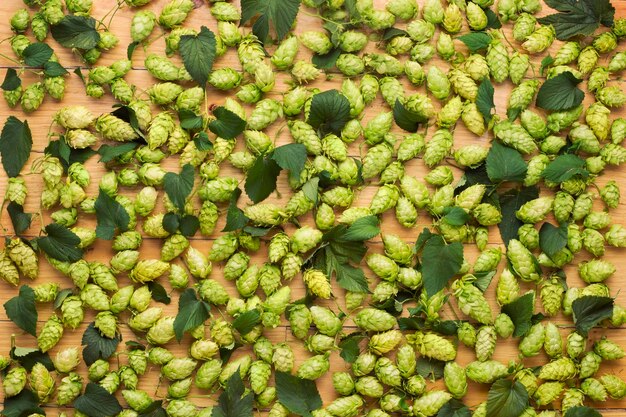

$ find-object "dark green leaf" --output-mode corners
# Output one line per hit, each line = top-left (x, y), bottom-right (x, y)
(1, 389), (44, 417)
(457, 32), (491, 52)
(312, 47), (342, 69)
(209, 106), (246, 139)
(126, 340), (146, 351)
(179, 110), (203, 130)
(95, 188), (130, 240)
(393, 99), (426, 133)
(338, 333), (365, 363)
(486, 380), (529, 417)
(432, 320), (462, 336)
(179, 26), (217, 86)
(194, 131), (213, 151)
(272, 143), (307, 180)
(540, 55), (554, 76)
(74, 67), (86, 84)
(7, 202), (32, 235)
(342, 215), (380, 241)
(4, 286), (37, 336)
(223, 188), (249, 232)
(82, 322), (121, 365)
(22, 42), (53, 67)
(213, 371), (254, 417)
(163, 164), (195, 213)
(442, 206), (471, 226)
(232, 309), (261, 336)
(437, 399), (471, 417)
(302, 176), (320, 203)
(539, 222), (568, 258)
(538, 0), (615, 40)
(148, 282), (171, 305)
(53, 288), (74, 309)
(415, 357), (446, 380)
(541, 153), (589, 183)
(536, 72), (584, 111)
(572, 295), (614, 336)
(476, 78), (495, 122)
(138, 401), (168, 417)
(307, 89), (351, 135)
(179, 215), (200, 237)
(314, 245), (369, 293)
(111, 105), (145, 139)
(0, 116), (32, 178)
(498, 187), (539, 245)
(564, 406), (603, 417)
(241, 0), (302, 42)
(74, 382), (123, 417)
(243, 226), (271, 236)
(473, 270), (497, 293)
(162, 212), (180, 234)
(397, 316), (425, 331)
(10, 346), (54, 371)
(276, 371), (323, 417)
(244, 155), (281, 203)
(1, 68), (21, 91)
(98, 142), (139, 163)
(37, 222), (83, 262)
(486, 142), (527, 183)
(44, 61), (69, 77)
(127, 41), (139, 60)
(421, 235), (463, 297)
(484, 8), (502, 29)
(502, 292), (536, 337)
(414, 227), (435, 253)
(51, 15), (101, 49)
(173, 288), (211, 342)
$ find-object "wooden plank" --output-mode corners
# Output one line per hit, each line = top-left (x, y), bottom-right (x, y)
(1, 0), (626, 415)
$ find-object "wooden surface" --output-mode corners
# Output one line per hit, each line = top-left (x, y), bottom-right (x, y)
(1, 0), (626, 415)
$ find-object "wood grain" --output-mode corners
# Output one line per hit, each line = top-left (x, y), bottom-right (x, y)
(1, 0), (626, 415)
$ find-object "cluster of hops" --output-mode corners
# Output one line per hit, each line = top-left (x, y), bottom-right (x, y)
(3, 0), (626, 416)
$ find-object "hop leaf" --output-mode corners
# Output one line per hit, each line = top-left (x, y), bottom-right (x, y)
(4, 285), (37, 336)
(0, 116), (32, 178)
(241, 0), (302, 43)
(179, 26), (217, 86)
(173, 288), (211, 342)
(51, 15), (101, 49)
(276, 371), (323, 417)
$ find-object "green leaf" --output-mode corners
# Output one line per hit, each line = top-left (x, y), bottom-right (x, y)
(213, 371), (254, 417)
(7, 202), (32, 235)
(173, 288), (211, 342)
(74, 382), (123, 417)
(98, 142), (139, 163)
(486, 380), (529, 417)
(540, 55), (555, 76)
(1, 389), (44, 417)
(541, 153), (589, 183)
(302, 176), (320, 203)
(457, 32), (491, 52)
(473, 270), (497, 293)
(497, 187), (539, 245)
(127, 41), (139, 61)
(564, 406), (603, 417)
(486, 142), (527, 183)
(44, 61), (69, 77)
(4, 285), (37, 336)
(538, 0), (615, 40)
(240, 0), (302, 43)
(415, 357), (446, 380)
(536, 72), (584, 111)
(81, 322), (121, 365)
(232, 309), (261, 336)
(22, 42), (53, 67)
(307, 89), (351, 136)
(421, 235), (463, 297)
(37, 222), (83, 262)
(163, 164), (195, 213)
(194, 131), (213, 151)
(272, 143), (308, 180)
(0, 116), (32, 178)
(44, 139), (95, 172)
(162, 212), (180, 234)
(1, 68), (21, 91)
(148, 282), (171, 305)
(484, 8), (502, 29)
(53, 288), (74, 309)
(10, 346), (54, 371)
(476, 78), (495, 122)
(437, 399), (471, 417)
(223, 188), (249, 232)
(244, 155), (282, 203)
(51, 15), (101, 49)
(179, 26), (217, 86)
(572, 295), (614, 336)
(209, 106), (247, 139)
(74, 67), (86, 84)
(393, 99), (426, 133)
(502, 292), (536, 337)
(338, 333), (365, 363)
(276, 371), (323, 417)
(312, 47), (342, 69)
(539, 222), (568, 258)
(95, 188), (130, 240)
(138, 401), (168, 417)
(324, 247), (369, 293)
(342, 215), (380, 241)
(442, 206), (471, 226)
(179, 214), (200, 237)
(179, 110), (203, 130)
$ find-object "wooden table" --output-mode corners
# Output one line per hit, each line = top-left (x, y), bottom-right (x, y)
(1, 0), (626, 415)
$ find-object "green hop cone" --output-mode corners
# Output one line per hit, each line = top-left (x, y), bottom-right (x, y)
(3, 366), (27, 397)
